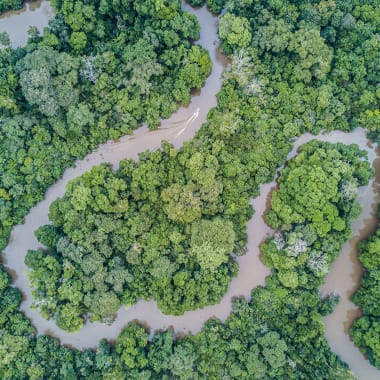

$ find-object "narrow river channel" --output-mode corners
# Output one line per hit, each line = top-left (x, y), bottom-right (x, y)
(1, 2), (380, 379)
(0, 0), (53, 47)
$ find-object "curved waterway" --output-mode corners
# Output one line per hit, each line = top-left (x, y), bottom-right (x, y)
(0, 0), (53, 47)
(320, 146), (380, 379)
(281, 130), (380, 380)
(1, 3), (380, 380)
(2, 1), (233, 349)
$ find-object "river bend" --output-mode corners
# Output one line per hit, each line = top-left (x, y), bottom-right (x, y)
(1, 3), (380, 379)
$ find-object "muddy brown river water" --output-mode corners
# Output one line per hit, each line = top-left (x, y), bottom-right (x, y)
(0, 0), (53, 47)
(1, 2), (380, 379)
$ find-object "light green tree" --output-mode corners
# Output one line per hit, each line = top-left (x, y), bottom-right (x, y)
(191, 218), (235, 270)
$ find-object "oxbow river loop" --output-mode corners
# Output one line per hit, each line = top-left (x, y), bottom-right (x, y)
(1, 2), (380, 379)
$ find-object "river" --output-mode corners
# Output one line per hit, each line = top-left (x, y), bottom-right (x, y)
(0, 0), (53, 47)
(320, 141), (380, 379)
(1, 2), (380, 379)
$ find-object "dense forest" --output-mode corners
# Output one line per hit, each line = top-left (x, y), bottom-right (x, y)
(1, 0), (380, 378)
(25, 0), (380, 327)
(0, 0), (210, 250)
(187, 0), (225, 14)
(0, 0), (23, 14)
(351, 213), (380, 369)
(3, 140), (370, 378)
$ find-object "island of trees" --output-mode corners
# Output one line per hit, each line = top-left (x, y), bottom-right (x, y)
(3, 139), (371, 378)
(1, 0), (380, 378)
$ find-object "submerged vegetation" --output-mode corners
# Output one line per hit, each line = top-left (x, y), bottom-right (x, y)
(0, 0), (380, 378)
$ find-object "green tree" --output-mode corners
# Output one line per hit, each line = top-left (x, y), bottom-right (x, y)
(219, 13), (251, 53)
(116, 324), (149, 369)
(190, 218), (235, 270)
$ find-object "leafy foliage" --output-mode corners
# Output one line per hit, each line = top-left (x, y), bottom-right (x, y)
(186, 0), (227, 14)
(0, 0), (22, 14)
(26, 145), (240, 325)
(263, 141), (371, 290)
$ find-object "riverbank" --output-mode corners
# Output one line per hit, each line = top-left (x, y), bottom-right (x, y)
(0, 0), (52, 47)
(2, 0), (231, 349)
(321, 142), (380, 379)
(3, 124), (378, 361)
